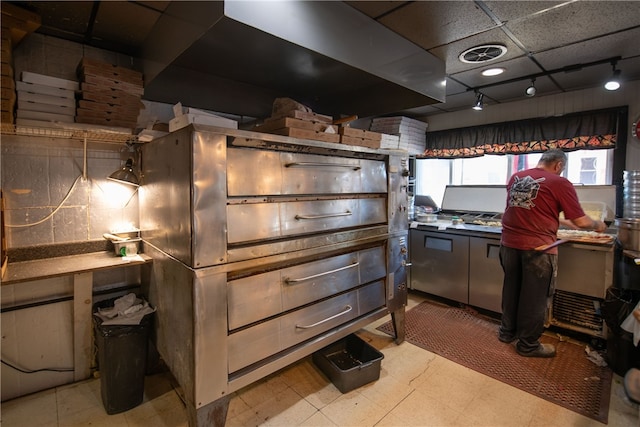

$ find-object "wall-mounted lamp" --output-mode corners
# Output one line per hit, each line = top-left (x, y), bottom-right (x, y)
(525, 78), (536, 97)
(472, 92), (484, 111)
(604, 61), (621, 91)
(108, 158), (139, 187)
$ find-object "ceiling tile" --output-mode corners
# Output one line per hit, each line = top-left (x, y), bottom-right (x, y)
(483, 1), (567, 22)
(443, 78), (468, 96)
(94, 2), (162, 48)
(532, 27), (640, 71)
(28, 1), (94, 38)
(345, 1), (410, 19)
(506, 0), (640, 53)
(450, 55), (542, 89)
(377, 1), (496, 50)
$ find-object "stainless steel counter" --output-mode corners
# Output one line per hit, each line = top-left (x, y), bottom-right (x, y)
(409, 221), (615, 338)
(2, 252), (152, 285)
(1, 251), (153, 390)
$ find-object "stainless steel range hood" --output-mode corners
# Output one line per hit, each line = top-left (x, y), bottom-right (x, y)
(141, 1), (445, 119)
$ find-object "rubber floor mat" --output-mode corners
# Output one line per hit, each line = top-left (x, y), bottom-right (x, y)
(377, 299), (612, 423)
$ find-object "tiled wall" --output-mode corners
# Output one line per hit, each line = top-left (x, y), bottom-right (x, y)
(2, 137), (139, 248)
(2, 35), (140, 249)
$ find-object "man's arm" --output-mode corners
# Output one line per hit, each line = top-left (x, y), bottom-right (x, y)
(570, 215), (607, 232)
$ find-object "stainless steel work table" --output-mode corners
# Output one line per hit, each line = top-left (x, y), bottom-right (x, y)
(2, 252), (153, 381)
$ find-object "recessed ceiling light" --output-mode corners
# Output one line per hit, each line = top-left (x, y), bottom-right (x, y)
(481, 68), (505, 77)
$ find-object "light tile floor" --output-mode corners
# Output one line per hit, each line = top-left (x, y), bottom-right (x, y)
(2, 293), (639, 427)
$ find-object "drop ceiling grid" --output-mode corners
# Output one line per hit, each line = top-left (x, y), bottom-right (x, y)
(376, 1), (497, 50)
(450, 55), (543, 89)
(482, 0), (568, 23)
(505, 1), (640, 54)
(93, 1), (161, 47)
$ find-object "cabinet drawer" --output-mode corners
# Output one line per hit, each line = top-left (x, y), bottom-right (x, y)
(227, 148), (387, 196)
(227, 198), (386, 244)
(228, 245), (386, 330)
(227, 281), (385, 373)
(410, 229), (469, 303)
(468, 237), (502, 313)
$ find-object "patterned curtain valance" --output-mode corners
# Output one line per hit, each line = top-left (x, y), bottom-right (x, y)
(421, 107), (622, 158)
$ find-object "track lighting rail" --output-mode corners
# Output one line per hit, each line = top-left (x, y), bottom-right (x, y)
(467, 55), (622, 93)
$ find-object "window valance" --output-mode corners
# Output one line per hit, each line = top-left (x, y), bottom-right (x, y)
(421, 107), (622, 158)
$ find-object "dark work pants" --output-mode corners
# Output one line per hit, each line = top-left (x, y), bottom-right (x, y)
(499, 245), (557, 352)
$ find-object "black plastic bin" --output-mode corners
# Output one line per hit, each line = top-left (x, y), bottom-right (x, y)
(93, 297), (153, 415)
(602, 287), (640, 376)
(312, 334), (384, 393)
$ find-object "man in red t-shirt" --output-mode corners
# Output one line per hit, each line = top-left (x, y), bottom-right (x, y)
(499, 149), (606, 357)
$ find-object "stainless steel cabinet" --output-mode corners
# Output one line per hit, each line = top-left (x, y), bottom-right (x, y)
(410, 229), (503, 312)
(468, 236), (502, 313)
(409, 229), (469, 303)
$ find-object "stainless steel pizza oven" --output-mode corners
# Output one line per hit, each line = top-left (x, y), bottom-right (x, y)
(140, 124), (409, 426)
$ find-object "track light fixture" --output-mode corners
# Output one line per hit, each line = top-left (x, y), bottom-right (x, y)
(467, 55), (622, 98)
(525, 78), (536, 97)
(604, 61), (621, 91)
(472, 92), (484, 111)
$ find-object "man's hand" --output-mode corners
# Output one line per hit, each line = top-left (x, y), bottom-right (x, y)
(593, 220), (607, 233)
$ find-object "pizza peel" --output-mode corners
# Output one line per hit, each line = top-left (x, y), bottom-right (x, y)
(535, 239), (570, 252)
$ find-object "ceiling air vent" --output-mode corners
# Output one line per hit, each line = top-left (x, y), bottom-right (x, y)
(459, 44), (507, 64)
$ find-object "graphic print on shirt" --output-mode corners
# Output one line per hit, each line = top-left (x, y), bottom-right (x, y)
(508, 175), (545, 209)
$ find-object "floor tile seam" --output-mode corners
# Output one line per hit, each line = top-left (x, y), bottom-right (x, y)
(318, 388), (394, 426)
(122, 389), (185, 422)
(386, 387), (465, 425)
(53, 384), (98, 421)
(297, 408), (337, 427)
(298, 386), (343, 411)
(467, 386), (543, 419)
(54, 388), (61, 426)
(235, 382), (295, 410)
(412, 382), (476, 419)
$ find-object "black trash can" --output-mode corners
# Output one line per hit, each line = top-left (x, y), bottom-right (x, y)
(602, 287), (640, 376)
(93, 297), (154, 415)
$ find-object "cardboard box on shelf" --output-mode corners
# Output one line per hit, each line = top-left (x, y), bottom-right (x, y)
(169, 113), (238, 132)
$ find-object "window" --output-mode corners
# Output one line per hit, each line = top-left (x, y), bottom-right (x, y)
(415, 148), (614, 207)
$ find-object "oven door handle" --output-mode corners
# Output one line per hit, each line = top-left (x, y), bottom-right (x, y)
(285, 161), (361, 171)
(285, 262), (360, 284)
(295, 211), (352, 220)
(295, 305), (353, 329)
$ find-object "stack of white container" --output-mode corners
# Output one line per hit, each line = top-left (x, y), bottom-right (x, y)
(370, 116), (428, 154)
(169, 102), (238, 132)
(15, 71), (77, 125)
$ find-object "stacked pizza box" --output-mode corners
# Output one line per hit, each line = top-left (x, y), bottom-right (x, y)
(15, 71), (78, 124)
(76, 58), (144, 130)
(255, 111), (340, 143)
(370, 116), (428, 154)
(253, 98), (339, 143)
(379, 133), (401, 150)
(1, 4), (41, 125)
(1, 28), (15, 125)
(338, 126), (383, 149)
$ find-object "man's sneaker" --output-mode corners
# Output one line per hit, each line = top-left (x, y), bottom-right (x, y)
(516, 343), (556, 358)
(498, 334), (516, 344)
